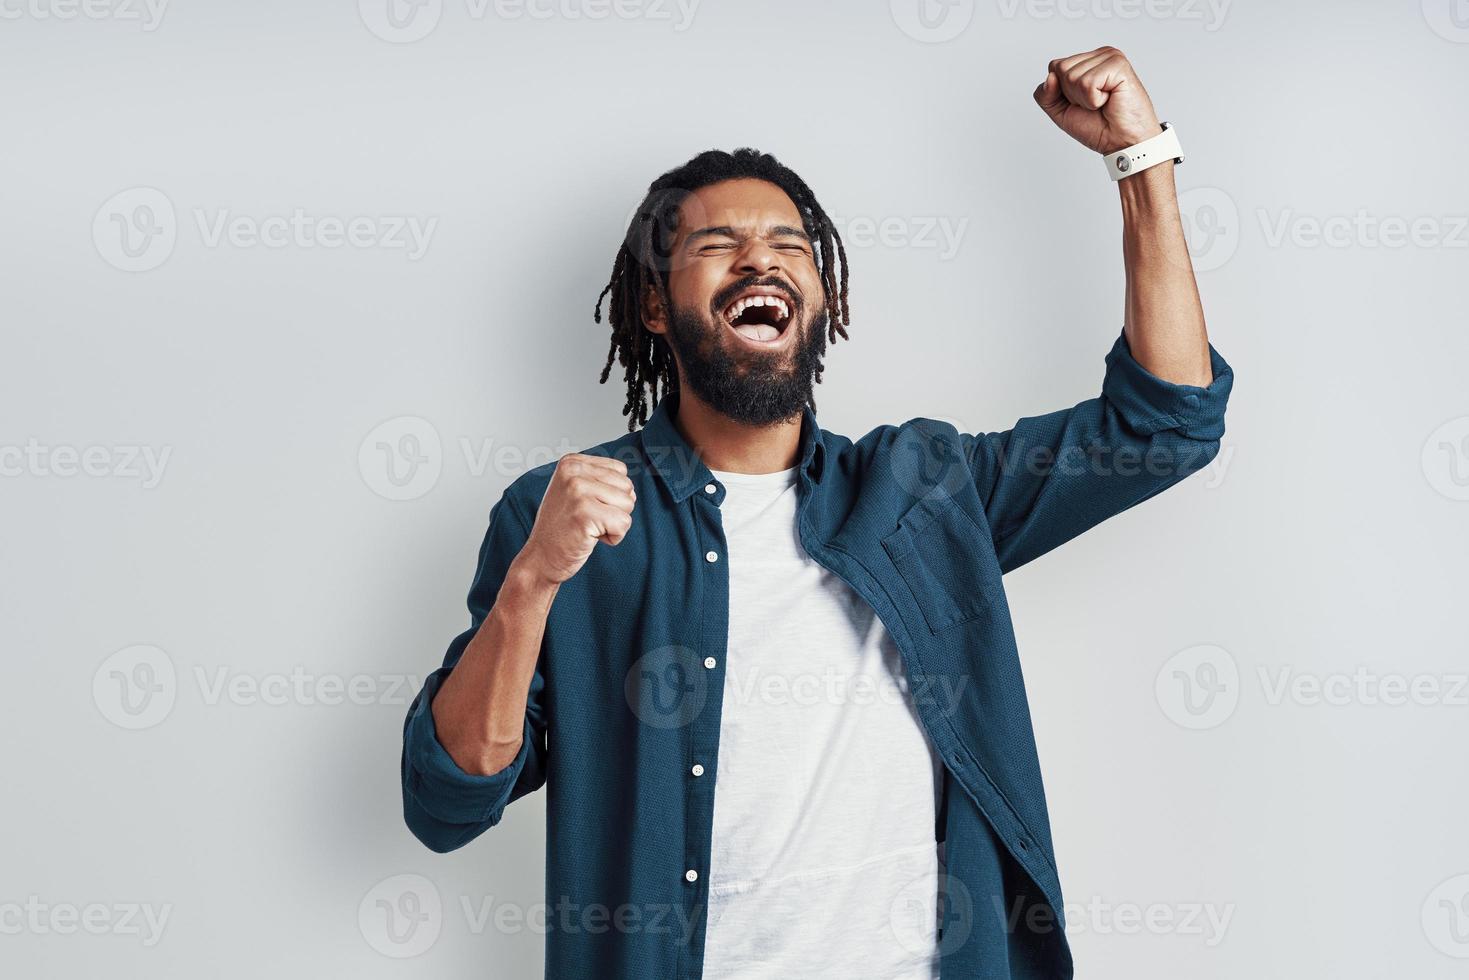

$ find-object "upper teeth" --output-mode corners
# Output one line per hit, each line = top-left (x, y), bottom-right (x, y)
(725, 295), (790, 323)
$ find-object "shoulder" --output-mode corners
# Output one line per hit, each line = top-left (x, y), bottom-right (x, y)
(841, 415), (967, 461)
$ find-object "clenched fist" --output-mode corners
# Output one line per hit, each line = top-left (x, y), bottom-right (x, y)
(514, 453), (636, 586)
(1034, 47), (1162, 155)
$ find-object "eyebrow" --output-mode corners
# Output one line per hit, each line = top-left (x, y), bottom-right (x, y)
(684, 224), (812, 244)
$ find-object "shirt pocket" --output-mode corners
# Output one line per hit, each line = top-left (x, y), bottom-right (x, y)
(881, 493), (1003, 635)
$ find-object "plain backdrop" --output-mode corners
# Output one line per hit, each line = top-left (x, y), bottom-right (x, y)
(4, 1), (1469, 977)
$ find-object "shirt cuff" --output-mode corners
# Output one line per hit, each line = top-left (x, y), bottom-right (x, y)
(1101, 327), (1234, 441)
(403, 671), (532, 826)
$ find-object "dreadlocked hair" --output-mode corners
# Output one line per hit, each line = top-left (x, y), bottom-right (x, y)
(594, 148), (851, 431)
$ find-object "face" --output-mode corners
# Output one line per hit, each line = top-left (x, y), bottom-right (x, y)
(642, 178), (829, 427)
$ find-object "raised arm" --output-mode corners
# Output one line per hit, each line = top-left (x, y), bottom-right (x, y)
(959, 48), (1234, 574)
(1034, 46), (1213, 387)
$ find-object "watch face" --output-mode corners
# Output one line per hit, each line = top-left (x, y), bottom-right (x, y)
(1116, 154), (1131, 173)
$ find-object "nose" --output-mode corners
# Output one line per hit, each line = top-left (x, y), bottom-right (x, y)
(734, 236), (782, 276)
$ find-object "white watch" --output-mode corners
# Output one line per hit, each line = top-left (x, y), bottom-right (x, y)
(1105, 122), (1184, 181)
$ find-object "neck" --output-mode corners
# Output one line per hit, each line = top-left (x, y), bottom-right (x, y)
(670, 384), (803, 475)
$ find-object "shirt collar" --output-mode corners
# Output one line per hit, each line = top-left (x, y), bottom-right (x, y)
(638, 389), (824, 503)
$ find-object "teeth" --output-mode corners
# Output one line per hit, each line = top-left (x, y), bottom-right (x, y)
(724, 294), (791, 324)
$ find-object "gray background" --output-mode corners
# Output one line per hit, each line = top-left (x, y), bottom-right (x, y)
(4, 0), (1468, 976)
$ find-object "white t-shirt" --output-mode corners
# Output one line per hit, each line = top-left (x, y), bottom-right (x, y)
(702, 464), (944, 979)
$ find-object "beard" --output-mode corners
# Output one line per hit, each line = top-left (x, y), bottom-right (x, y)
(662, 290), (829, 428)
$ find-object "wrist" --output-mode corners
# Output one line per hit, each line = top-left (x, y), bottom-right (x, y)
(1118, 160), (1179, 212)
(504, 552), (562, 606)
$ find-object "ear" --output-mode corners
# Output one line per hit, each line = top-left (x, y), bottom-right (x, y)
(641, 284), (668, 336)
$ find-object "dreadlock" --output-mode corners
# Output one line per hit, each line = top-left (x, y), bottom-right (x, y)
(595, 148), (851, 431)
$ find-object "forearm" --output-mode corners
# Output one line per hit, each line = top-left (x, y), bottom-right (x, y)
(1119, 161), (1213, 386)
(431, 555), (559, 777)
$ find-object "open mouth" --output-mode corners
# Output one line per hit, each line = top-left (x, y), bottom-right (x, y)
(720, 288), (795, 346)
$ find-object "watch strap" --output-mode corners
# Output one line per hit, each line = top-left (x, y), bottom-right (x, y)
(1106, 121), (1184, 181)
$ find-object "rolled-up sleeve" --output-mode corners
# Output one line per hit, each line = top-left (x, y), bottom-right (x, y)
(400, 491), (549, 853)
(963, 327), (1235, 574)
(1100, 328), (1232, 441)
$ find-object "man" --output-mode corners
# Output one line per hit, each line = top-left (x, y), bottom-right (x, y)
(401, 47), (1233, 979)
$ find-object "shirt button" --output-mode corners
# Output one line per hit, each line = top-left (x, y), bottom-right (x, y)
(685, 869), (699, 883)
(691, 764), (705, 777)
(704, 483), (716, 494)
(703, 657), (717, 669)
(705, 550), (719, 563)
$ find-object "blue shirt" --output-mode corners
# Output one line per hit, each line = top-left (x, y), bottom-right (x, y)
(401, 328), (1235, 979)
